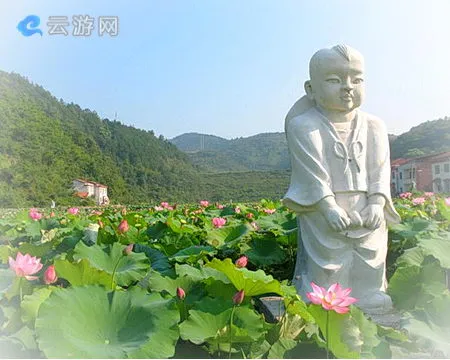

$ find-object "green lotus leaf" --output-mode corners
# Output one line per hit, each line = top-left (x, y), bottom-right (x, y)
(133, 243), (173, 276)
(396, 246), (425, 267)
(255, 212), (297, 235)
(206, 258), (283, 296)
(268, 338), (298, 359)
(20, 287), (52, 326)
(205, 224), (250, 248)
(54, 258), (113, 287)
(0, 245), (12, 264)
(179, 309), (230, 345)
(180, 303), (265, 347)
(175, 263), (230, 284)
(404, 314), (450, 357)
(388, 260), (447, 311)
(245, 238), (287, 266)
(17, 241), (54, 259)
(170, 245), (217, 263)
(0, 268), (15, 296)
(205, 280), (237, 300)
(417, 233), (450, 269)
(141, 270), (204, 303)
(308, 304), (360, 359)
(73, 242), (149, 286)
(35, 285), (179, 358)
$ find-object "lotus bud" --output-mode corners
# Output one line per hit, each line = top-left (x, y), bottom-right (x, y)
(44, 265), (58, 284)
(123, 244), (134, 255)
(118, 219), (129, 233)
(232, 289), (245, 305)
(235, 255), (248, 268)
(176, 287), (186, 300)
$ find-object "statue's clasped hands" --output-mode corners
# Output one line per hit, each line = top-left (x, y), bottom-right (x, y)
(319, 196), (385, 232)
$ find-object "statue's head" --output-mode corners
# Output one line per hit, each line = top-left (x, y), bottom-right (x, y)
(305, 44), (365, 113)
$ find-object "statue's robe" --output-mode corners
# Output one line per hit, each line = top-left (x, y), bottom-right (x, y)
(282, 106), (401, 313)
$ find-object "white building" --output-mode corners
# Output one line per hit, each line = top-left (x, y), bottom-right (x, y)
(72, 179), (109, 205)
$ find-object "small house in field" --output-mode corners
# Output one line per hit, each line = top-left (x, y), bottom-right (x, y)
(72, 179), (109, 205)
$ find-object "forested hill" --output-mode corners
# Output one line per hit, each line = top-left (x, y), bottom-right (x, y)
(170, 132), (290, 172)
(390, 118), (450, 159)
(171, 121), (450, 172)
(0, 71), (203, 207)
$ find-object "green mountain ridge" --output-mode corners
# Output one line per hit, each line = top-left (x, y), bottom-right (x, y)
(170, 123), (450, 173)
(0, 71), (204, 207)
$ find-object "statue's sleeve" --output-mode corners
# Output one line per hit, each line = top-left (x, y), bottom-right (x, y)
(366, 117), (401, 224)
(282, 117), (334, 213)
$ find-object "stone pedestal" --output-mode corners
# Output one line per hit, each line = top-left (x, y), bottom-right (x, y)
(254, 295), (402, 329)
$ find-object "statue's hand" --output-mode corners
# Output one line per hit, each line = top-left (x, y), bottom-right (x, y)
(360, 204), (384, 230)
(322, 206), (351, 232)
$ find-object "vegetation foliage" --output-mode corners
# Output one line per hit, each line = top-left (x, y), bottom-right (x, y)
(0, 193), (449, 358)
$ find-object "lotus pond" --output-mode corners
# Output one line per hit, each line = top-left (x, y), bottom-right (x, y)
(0, 194), (450, 358)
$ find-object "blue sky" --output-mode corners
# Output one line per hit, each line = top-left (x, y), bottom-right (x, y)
(1, 0), (450, 139)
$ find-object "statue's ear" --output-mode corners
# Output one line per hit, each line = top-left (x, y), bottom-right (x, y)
(304, 80), (314, 100)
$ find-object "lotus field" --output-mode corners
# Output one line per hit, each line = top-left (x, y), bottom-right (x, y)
(1, 194), (450, 358)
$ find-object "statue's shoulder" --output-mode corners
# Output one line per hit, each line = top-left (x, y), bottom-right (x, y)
(286, 107), (322, 133)
(359, 110), (387, 133)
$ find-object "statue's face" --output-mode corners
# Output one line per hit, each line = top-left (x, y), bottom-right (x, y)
(309, 55), (365, 113)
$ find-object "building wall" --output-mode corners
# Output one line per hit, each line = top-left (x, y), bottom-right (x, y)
(432, 158), (450, 192)
(72, 180), (95, 196)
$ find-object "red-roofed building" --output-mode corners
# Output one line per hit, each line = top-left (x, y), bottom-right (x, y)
(391, 151), (450, 195)
(72, 179), (109, 205)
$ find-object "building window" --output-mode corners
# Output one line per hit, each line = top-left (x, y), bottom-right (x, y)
(399, 172), (402, 180)
(412, 168), (416, 178)
(444, 163), (450, 173)
(435, 165), (441, 175)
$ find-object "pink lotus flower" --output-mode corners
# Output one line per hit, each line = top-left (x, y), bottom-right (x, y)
(232, 290), (245, 305)
(67, 207), (79, 215)
(43, 265), (58, 284)
(250, 221), (259, 230)
(161, 202), (170, 208)
(412, 197), (425, 205)
(98, 220), (104, 228)
(445, 197), (450, 207)
(176, 287), (186, 300)
(264, 208), (276, 214)
(9, 252), (43, 280)
(154, 205), (164, 211)
(29, 208), (42, 221)
(399, 192), (412, 199)
(200, 200), (209, 207)
(49, 211), (55, 217)
(235, 255), (248, 268)
(212, 217), (226, 228)
(118, 219), (129, 233)
(246, 213), (254, 219)
(91, 210), (103, 215)
(217, 204), (224, 209)
(424, 192), (434, 197)
(306, 282), (357, 314)
(234, 207), (241, 214)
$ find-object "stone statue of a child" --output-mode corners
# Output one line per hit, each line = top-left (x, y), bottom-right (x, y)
(282, 44), (401, 316)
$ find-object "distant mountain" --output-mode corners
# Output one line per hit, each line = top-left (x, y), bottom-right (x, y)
(170, 132), (290, 172)
(171, 121), (450, 173)
(170, 133), (229, 152)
